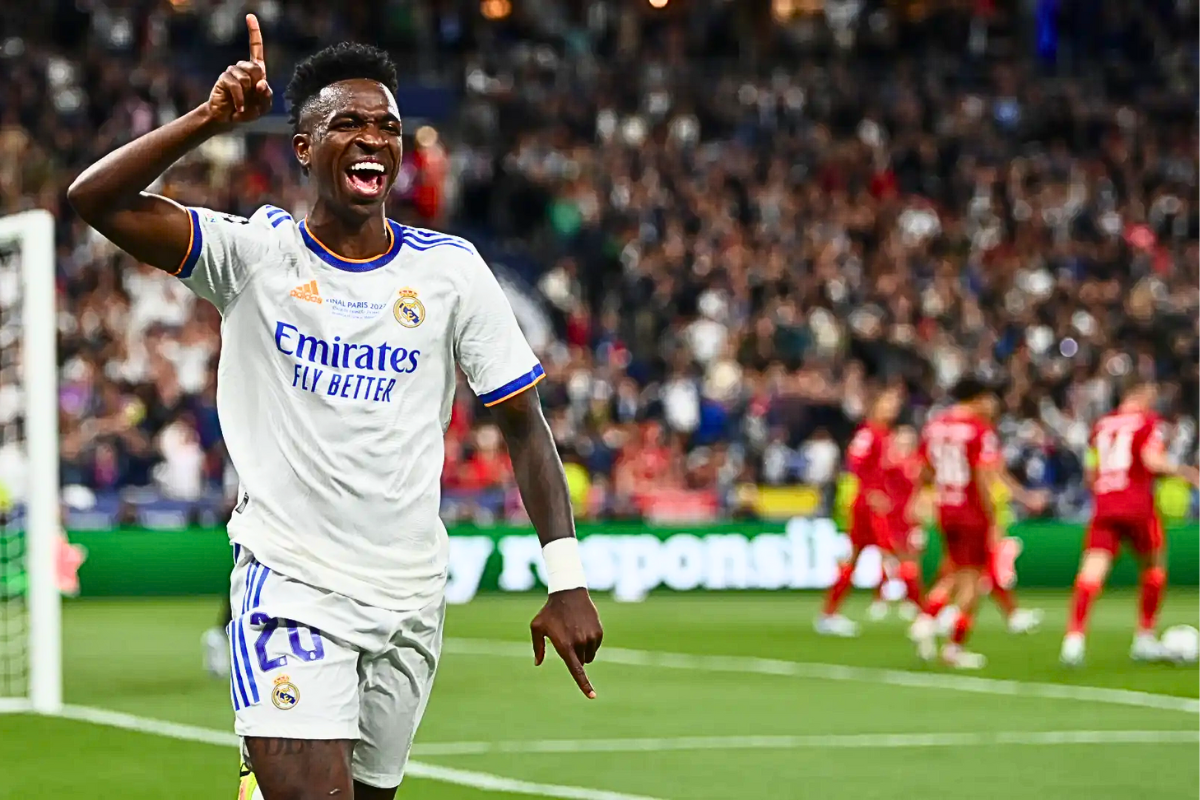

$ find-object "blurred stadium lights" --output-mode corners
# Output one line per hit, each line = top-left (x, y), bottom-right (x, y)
(481, 0), (512, 20)
(648, 0), (670, 8)
(773, 0), (826, 20)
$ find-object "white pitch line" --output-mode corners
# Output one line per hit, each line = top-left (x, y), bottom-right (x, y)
(415, 729), (1200, 757)
(44, 705), (668, 800)
(444, 638), (1200, 715)
(59, 704), (239, 747)
(404, 762), (667, 800)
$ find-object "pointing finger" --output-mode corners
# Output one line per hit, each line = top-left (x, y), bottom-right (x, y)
(553, 637), (596, 699)
(246, 14), (266, 72)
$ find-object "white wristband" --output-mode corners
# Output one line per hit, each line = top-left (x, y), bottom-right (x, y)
(542, 538), (587, 594)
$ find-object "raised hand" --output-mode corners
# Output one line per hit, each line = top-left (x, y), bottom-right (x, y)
(208, 14), (273, 124)
(530, 587), (604, 699)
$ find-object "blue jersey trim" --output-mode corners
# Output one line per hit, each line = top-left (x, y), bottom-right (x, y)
(177, 208), (205, 279)
(400, 226), (475, 254)
(479, 364), (546, 407)
(299, 218), (403, 272)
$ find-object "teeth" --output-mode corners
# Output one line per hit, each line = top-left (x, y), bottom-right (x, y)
(349, 162), (385, 174)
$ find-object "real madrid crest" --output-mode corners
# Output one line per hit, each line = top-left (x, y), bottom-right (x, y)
(393, 287), (425, 328)
(271, 675), (300, 710)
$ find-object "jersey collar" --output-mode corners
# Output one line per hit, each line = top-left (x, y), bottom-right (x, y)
(299, 219), (404, 272)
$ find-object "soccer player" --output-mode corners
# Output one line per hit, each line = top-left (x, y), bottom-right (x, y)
(868, 424), (927, 621)
(68, 20), (603, 799)
(1060, 381), (1200, 666)
(816, 385), (903, 637)
(924, 467), (1044, 636)
(908, 379), (1042, 668)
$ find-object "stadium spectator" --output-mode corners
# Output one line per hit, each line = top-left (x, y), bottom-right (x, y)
(0, 0), (1195, 525)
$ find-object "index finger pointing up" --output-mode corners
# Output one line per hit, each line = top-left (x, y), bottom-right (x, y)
(246, 14), (266, 71)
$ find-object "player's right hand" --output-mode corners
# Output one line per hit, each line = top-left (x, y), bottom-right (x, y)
(208, 14), (272, 124)
(530, 587), (604, 699)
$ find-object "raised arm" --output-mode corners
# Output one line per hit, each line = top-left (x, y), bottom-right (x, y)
(67, 15), (272, 271)
(491, 388), (603, 698)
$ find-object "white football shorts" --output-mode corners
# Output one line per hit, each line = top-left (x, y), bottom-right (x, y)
(228, 545), (445, 788)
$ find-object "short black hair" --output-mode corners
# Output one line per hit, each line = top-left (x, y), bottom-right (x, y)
(950, 376), (995, 403)
(285, 43), (398, 132)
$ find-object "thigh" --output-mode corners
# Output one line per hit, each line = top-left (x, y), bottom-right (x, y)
(353, 597), (446, 790)
(849, 503), (879, 548)
(1127, 514), (1165, 559)
(945, 524), (989, 569)
(1084, 517), (1122, 557)
(245, 737), (355, 799)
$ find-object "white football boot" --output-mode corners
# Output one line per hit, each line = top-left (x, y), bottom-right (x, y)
(941, 643), (987, 670)
(814, 614), (861, 638)
(909, 613), (938, 662)
(1007, 608), (1044, 634)
(1059, 632), (1086, 667)
(1130, 631), (1166, 662)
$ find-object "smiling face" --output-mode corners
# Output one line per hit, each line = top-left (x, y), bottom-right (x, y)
(293, 78), (402, 213)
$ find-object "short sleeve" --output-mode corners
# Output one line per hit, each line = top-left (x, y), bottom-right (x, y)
(454, 253), (542, 407)
(175, 205), (282, 311)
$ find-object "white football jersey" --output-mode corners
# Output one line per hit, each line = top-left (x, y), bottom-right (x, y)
(175, 204), (542, 611)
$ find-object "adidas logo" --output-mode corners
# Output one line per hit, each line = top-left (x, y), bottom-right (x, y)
(290, 280), (322, 304)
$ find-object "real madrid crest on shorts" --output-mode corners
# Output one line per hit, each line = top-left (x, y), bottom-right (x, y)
(393, 287), (425, 328)
(271, 675), (299, 710)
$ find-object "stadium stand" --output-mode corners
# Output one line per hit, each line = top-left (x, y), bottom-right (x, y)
(1, 0), (1196, 525)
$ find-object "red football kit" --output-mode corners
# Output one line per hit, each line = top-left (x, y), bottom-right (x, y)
(919, 408), (1000, 568)
(846, 421), (890, 549)
(1085, 409), (1165, 556)
(882, 454), (921, 554)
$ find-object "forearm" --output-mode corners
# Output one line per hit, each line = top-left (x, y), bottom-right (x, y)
(68, 105), (228, 219)
(493, 392), (576, 547)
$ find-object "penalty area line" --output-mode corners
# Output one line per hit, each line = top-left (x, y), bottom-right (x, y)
(48, 705), (669, 800)
(443, 638), (1200, 715)
(415, 729), (1200, 757)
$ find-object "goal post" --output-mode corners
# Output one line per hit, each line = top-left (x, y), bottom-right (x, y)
(0, 209), (61, 714)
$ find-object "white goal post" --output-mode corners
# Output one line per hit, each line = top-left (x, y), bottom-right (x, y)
(0, 209), (61, 714)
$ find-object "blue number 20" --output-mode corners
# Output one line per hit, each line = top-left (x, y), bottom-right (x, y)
(251, 612), (326, 673)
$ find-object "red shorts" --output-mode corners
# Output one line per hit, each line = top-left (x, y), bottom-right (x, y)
(941, 522), (990, 569)
(849, 501), (885, 549)
(1085, 514), (1164, 557)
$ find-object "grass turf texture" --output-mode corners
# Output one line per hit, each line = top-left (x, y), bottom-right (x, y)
(0, 590), (1194, 799)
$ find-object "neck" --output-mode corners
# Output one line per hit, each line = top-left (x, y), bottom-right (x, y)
(306, 201), (391, 260)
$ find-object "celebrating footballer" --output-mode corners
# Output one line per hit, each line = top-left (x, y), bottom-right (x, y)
(68, 16), (603, 799)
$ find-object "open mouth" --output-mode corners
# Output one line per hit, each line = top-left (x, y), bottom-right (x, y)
(344, 159), (388, 198)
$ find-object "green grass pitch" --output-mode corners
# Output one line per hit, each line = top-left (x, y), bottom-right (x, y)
(0, 590), (1196, 799)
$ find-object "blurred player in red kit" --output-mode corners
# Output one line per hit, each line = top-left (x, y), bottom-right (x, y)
(908, 379), (1044, 668)
(923, 393), (1044, 636)
(817, 385), (903, 637)
(866, 424), (927, 622)
(1060, 381), (1200, 666)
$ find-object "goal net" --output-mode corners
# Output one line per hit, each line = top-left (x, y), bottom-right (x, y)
(0, 210), (60, 714)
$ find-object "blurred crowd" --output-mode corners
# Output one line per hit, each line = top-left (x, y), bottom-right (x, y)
(1, 0), (1197, 523)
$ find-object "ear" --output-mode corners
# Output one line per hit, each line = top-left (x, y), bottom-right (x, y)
(293, 132), (312, 174)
